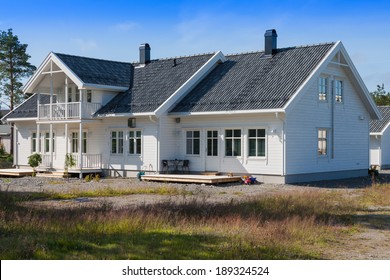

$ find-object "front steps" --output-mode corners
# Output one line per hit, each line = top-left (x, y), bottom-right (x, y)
(36, 171), (66, 178)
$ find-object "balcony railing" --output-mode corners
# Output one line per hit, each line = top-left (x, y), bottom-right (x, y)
(38, 102), (102, 120)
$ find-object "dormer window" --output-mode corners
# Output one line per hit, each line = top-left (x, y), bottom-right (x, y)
(318, 77), (328, 101)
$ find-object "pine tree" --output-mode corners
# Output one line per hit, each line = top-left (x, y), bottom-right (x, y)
(0, 28), (36, 154)
(371, 84), (390, 106)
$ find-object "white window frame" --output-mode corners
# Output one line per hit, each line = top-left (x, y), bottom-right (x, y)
(318, 76), (328, 101)
(206, 130), (219, 157)
(128, 130), (142, 155)
(86, 90), (92, 103)
(225, 129), (242, 157)
(111, 130), (124, 155)
(248, 128), (266, 158)
(185, 130), (201, 156)
(335, 79), (343, 103)
(318, 128), (328, 156)
(31, 132), (38, 153)
(71, 131), (87, 154)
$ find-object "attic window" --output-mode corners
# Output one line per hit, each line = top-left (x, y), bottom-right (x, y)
(335, 80), (343, 103)
(318, 77), (328, 101)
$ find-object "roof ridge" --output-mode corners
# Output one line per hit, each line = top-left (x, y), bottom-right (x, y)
(225, 42), (336, 57)
(54, 52), (132, 65)
(131, 52), (216, 64)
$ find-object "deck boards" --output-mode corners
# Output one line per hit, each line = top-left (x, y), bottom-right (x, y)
(141, 174), (242, 184)
(0, 168), (34, 177)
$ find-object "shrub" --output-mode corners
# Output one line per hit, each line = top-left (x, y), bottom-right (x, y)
(27, 153), (42, 176)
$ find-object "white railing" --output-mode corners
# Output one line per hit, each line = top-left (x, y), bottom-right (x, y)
(71, 154), (102, 169)
(38, 102), (101, 120)
(39, 154), (51, 168)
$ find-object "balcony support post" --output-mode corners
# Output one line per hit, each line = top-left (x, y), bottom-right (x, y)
(65, 77), (68, 119)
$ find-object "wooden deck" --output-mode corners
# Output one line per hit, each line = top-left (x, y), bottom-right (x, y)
(0, 168), (34, 177)
(141, 174), (242, 184)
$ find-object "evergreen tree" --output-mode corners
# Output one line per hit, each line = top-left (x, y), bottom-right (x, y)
(371, 84), (390, 106)
(0, 28), (36, 154)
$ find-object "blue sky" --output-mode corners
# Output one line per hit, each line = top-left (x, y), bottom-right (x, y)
(1, 0), (389, 91)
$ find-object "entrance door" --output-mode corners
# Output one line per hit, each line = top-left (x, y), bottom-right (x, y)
(205, 130), (219, 172)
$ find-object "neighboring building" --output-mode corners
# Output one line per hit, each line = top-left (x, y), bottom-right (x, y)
(2, 29), (380, 183)
(0, 124), (11, 153)
(370, 106), (390, 169)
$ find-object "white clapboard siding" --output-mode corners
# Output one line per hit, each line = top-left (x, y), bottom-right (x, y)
(285, 62), (370, 175)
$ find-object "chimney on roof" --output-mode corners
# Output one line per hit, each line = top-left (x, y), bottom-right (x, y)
(264, 29), (277, 56)
(139, 43), (151, 64)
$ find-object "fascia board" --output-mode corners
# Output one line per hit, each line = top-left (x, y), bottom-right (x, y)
(154, 51), (227, 118)
(82, 83), (128, 92)
(95, 112), (153, 118)
(6, 117), (37, 122)
(337, 43), (381, 120)
(283, 42), (340, 114)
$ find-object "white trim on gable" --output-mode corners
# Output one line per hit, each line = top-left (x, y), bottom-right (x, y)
(154, 51), (227, 118)
(283, 41), (381, 120)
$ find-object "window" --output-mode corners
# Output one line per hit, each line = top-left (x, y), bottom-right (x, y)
(111, 131), (123, 154)
(44, 132), (55, 153)
(75, 88), (80, 102)
(68, 87), (72, 102)
(186, 130), (200, 155)
(129, 130), (142, 155)
(318, 77), (328, 101)
(207, 130), (218, 156)
(87, 90), (92, 103)
(248, 129), (266, 157)
(71, 132), (87, 153)
(318, 129), (328, 156)
(225, 129), (241, 156)
(31, 132), (37, 153)
(335, 80), (343, 102)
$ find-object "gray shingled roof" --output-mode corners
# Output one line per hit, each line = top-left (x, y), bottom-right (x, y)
(370, 106), (390, 133)
(4, 94), (53, 119)
(171, 43), (335, 113)
(55, 53), (132, 88)
(96, 53), (214, 114)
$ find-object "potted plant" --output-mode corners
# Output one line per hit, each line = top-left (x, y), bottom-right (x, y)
(28, 153), (42, 176)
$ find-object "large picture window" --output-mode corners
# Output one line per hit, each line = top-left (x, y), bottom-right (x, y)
(186, 130), (200, 155)
(225, 129), (241, 156)
(248, 129), (266, 157)
(129, 130), (142, 155)
(111, 131), (124, 154)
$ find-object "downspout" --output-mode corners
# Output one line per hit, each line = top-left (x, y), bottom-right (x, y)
(149, 115), (160, 173)
(331, 78), (335, 159)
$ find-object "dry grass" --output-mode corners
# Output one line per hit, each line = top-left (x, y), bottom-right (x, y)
(1, 183), (388, 259)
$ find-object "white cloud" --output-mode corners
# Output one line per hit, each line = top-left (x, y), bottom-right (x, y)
(71, 38), (97, 52)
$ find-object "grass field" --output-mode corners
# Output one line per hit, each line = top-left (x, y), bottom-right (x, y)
(1, 183), (389, 259)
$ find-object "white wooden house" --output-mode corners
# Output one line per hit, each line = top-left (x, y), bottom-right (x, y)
(2, 29), (380, 183)
(370, 106), (390, 169)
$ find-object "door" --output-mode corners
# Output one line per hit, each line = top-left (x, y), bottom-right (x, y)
(205, 130), (220, 171)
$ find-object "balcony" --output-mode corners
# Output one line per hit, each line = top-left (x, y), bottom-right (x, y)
(38, 102), (102, 120)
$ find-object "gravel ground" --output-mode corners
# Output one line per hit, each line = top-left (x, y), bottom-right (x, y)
(1, 173), (390, 260)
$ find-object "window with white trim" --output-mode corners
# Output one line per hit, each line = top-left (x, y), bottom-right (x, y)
(207, 130), (218, 156)
(248, 129), (266, 157)
(129, 130), (142, 155)
(71, 132), (87, 153)
(44, 132), (55, 153)
(318, 129), (328, 156)
(225, 129), (241, 156)
(87, 90), (92, 103)
(186, 130), (200, 155)
(318, 77), (328, 101)
(111, 131), (124, 154)
(335, 79), (343, 102)
(68, 87), (72, 102)
(75, 88), (80, 102)
(31, 132), (37, 153)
